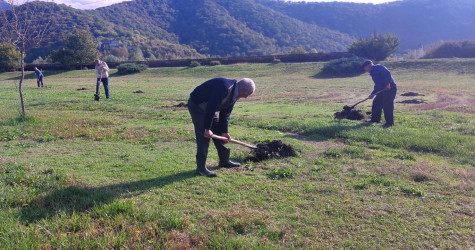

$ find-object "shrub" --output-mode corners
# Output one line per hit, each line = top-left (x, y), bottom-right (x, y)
(349, 32), (400, 61)
(189, 61), (201, 67)
(209, 60), (221, 66)
(319, 56), (367, 77)
(422, 40), (475, 58)
(0, 43), (20, 72)
(117, 63), (148, 75)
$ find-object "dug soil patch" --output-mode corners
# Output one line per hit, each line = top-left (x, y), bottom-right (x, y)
(76, 88), (89, 91)
(398, 99), (425, 104)
(133, 90), (145, 94)
(401, 92), (424, 97)
(245, 140), (297, 162)
(174, 102), (187, 108)
(334, 109), (365, 120)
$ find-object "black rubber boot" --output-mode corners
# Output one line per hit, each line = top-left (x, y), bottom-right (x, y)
(217, 147), (241, 168)
(195, 159), (217, 177)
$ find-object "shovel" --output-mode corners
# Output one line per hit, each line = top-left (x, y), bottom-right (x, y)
(343, 89), (385, 111)
(210, 134), (258, 149)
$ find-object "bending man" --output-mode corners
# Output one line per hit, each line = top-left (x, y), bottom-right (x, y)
(188, 78), (256, 177)
(362, 60), (397, 127)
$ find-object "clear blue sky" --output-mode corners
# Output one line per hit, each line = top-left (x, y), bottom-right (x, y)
(54, 0), (400, 10)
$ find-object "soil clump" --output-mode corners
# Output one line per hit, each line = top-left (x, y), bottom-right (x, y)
(245, 140), (296, 162)
(173, 102), (188, 108)
(398, 99), (425, 104)
(133, 90), (145, 94)
(401, 92), (424, 97)
(76, 88), (89, 91)
(334, 109), (365, 120)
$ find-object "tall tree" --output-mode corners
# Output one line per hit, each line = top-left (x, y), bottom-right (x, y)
(0, 0), (53, 116)
(50, 31), (101, 68)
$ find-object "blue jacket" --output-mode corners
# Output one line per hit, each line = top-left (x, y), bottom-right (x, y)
(189, 78), (237, 133)
(370, 64), (396, 95)
(35, 69), (43, 79)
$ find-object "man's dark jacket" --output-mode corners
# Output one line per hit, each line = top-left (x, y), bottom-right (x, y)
(189, 78), (237, 133)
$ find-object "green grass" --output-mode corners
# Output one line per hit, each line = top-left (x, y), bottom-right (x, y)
(0, 59), (474, 249)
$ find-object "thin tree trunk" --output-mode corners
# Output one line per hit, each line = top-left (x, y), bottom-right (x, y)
(19, 51), (26, 116)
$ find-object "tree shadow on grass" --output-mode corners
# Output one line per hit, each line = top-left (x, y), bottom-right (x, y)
(20, 170), (196, 224)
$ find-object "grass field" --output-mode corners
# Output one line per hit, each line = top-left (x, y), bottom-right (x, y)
(0, 59), (474, 249)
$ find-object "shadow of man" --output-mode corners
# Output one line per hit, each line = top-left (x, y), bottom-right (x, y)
(20, 170), (196, 224)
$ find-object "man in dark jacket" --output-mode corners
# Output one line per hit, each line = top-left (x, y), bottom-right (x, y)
(188, 78), (256, 177)
(362, 60), (397, 127)
(34, 67), (44, 88)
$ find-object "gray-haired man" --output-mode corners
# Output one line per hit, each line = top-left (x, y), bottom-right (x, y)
(94, 59), (110, 100)
(188, 78), (256, 177)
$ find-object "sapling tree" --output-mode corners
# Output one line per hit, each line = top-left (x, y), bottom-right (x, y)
(0, 0), (53, 116)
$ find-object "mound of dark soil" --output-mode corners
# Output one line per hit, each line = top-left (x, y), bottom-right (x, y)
(245, 140), (296, 162)
(398, 99), (425, 104)
(174, 102), (187, 108)
(334, 109), (365, 120)
(76, 88), (89, 91)
(401, 92), (424, 97)
(133, 90), (145, 94)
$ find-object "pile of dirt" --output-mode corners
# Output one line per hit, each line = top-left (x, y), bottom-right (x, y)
(76, 88), (89, 91)
(334, 109), (365, 120)
(245, 140), (297, 162)
(174, 102), (187, 108)
(401, 92), (424, 97)
(133, 90), (145, 94)
(398, 99), (425, 104)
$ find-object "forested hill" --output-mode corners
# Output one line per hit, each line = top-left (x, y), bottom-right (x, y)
(0, 0), (10, 11)
(92, 0), (353, 56)
(260, 0), (475, 52)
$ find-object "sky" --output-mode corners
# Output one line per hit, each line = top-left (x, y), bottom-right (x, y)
(51, 0), (400, 10)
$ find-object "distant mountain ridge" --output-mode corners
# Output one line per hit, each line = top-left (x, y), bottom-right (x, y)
(260, 0), (475, 52)
(1, 0), (474, 62)
(0, 0), (10, 11)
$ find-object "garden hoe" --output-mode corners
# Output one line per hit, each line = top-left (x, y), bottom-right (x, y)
(211, 134), (258, 149)
(343, 89), (385, 111)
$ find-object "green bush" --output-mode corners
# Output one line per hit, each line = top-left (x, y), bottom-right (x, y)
(117, 63), (148, 75)
(422, 40), (475, 58)
(319, 56), (367, 77)
(209, 60), (221, 66)
(189, 61), (201, 67)
(0, 43), (20, 72)
(349, 32), (400, 61)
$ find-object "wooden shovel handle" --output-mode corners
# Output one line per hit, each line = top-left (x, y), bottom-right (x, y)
(210, 134), (257, 149)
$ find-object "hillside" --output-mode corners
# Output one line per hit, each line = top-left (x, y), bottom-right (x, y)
(0, 0), (9, 11)
(260, 0), (475, 52)
(93, 0), (353, 57)
(1, 0), (354, 62)
(3, 0), (474, 61)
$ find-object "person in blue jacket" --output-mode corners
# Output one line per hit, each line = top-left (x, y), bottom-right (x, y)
(362, 60), (397, 127)
(34, 67), (44, 88)
(188, 78), (256, 177)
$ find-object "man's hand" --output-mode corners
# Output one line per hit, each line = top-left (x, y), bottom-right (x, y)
(204, 129), (213, 138)
(384, 84), (391, 91)
(221, 133), (231, 143)
(368, 94), (375, 99)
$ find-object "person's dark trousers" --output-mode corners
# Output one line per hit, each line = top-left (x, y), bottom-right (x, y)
(96, 78), (110, 98)
(37, 76), (43, 87)
(188, 98), (217, 177)
(371, 87), (397, 125)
